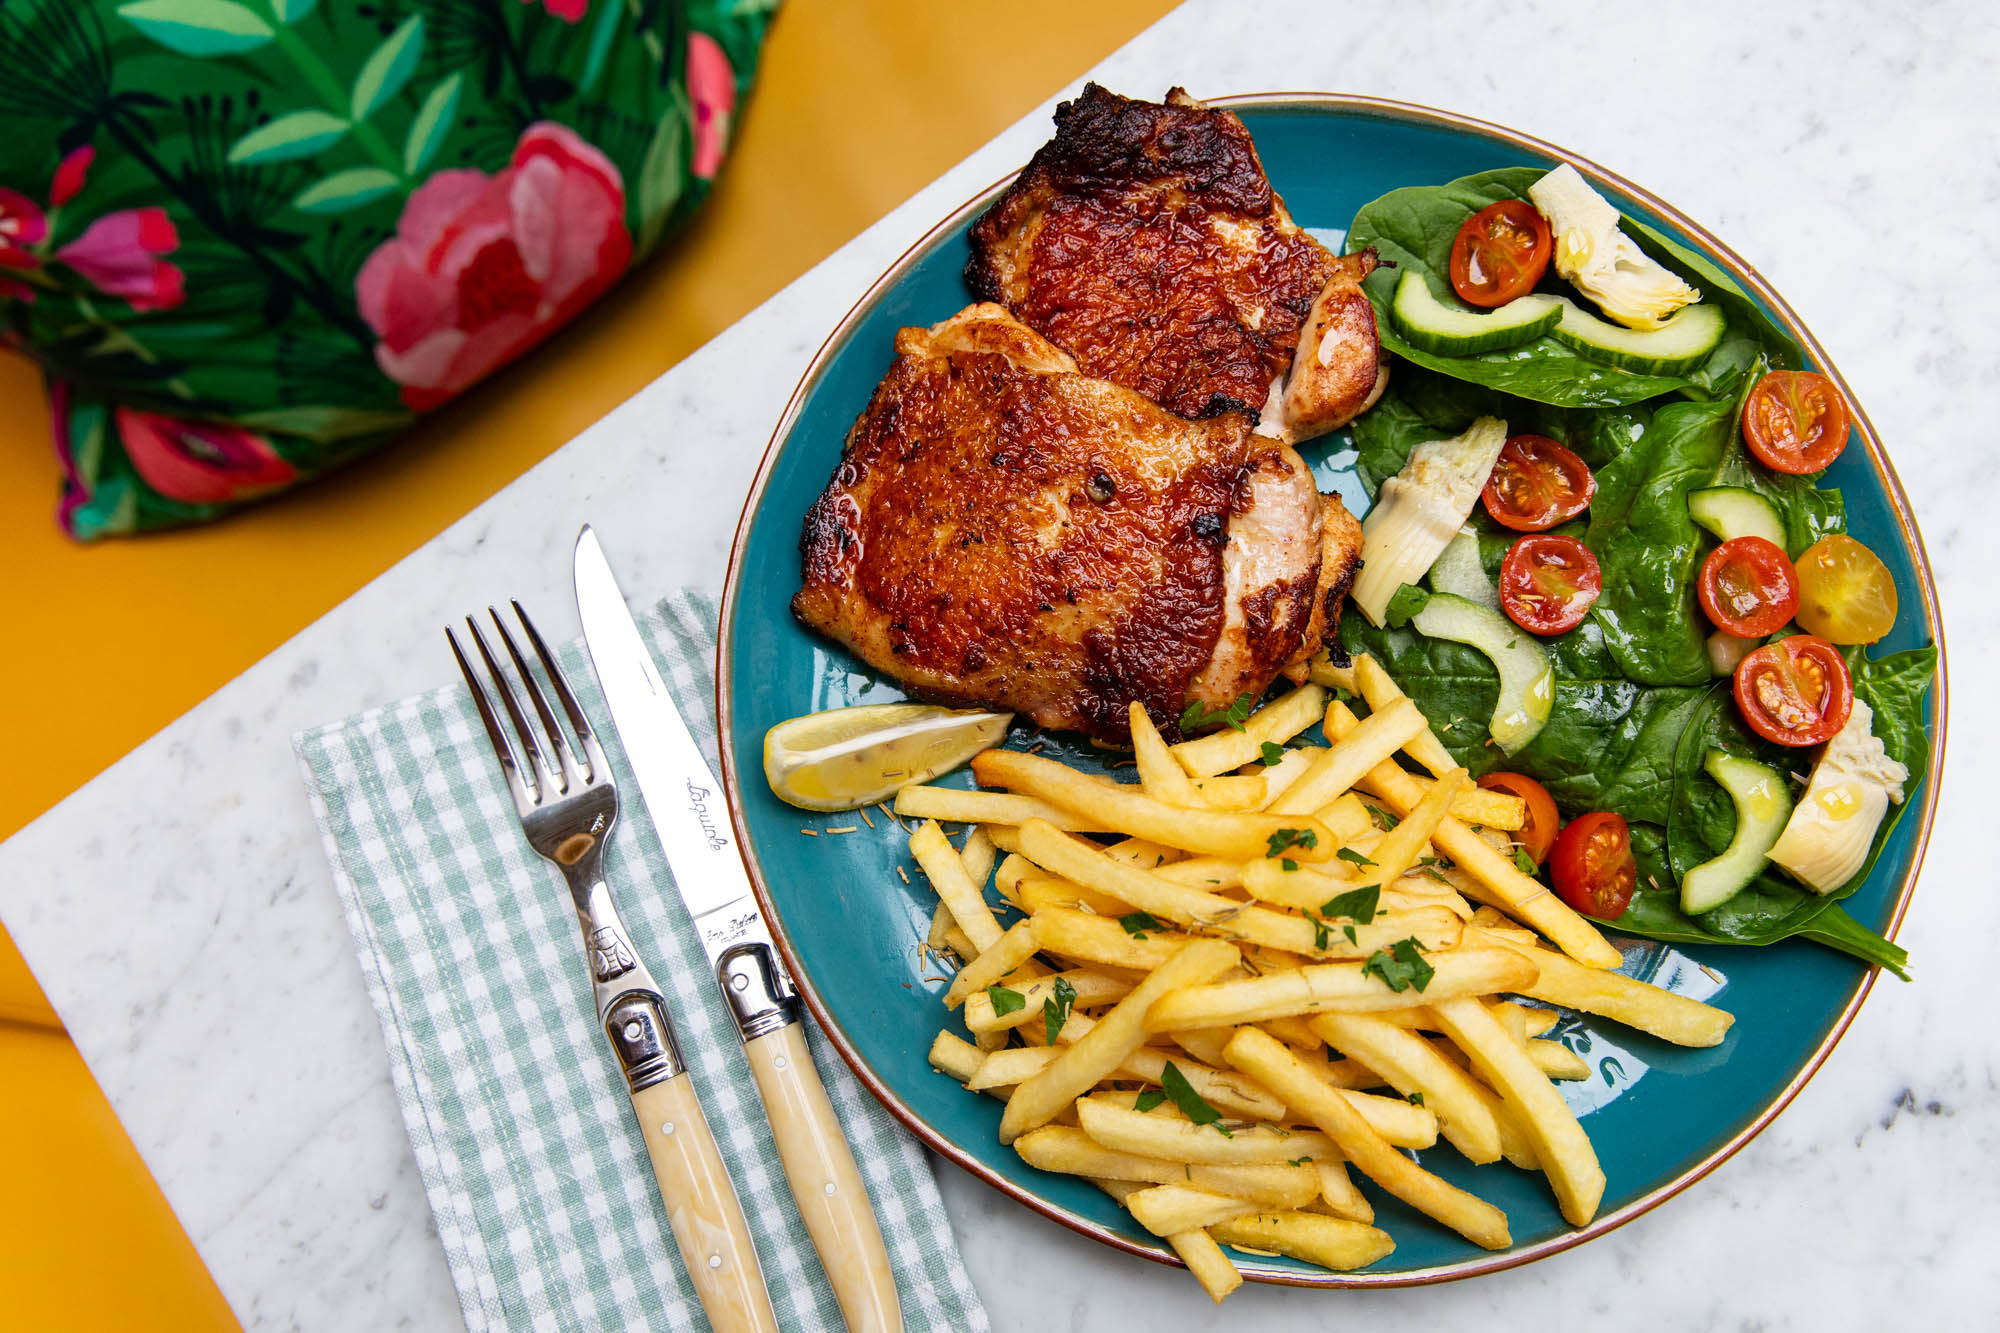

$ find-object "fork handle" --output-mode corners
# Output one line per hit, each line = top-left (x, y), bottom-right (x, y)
(630, 1073), (780, 1333)
(745, 1024), (904, 1332)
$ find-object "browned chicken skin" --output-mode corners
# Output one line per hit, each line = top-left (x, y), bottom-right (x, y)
(794, 305), (1259, 742)
(967, 84), (1383, 439)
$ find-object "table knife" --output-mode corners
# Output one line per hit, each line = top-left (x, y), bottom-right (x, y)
(575, 526), (904, 1333)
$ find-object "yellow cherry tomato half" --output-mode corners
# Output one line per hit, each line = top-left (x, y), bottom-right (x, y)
(1793, 534), (1897, 644)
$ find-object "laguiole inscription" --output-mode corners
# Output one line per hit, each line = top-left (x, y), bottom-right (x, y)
(686, 780), (728, 851)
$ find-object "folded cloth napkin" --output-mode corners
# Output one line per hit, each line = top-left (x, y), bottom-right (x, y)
(295, 589), (988, 1333)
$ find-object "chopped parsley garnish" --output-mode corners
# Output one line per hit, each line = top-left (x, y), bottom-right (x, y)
(1321, 885), (1380, 925)
(1281, 858), (1298, 872)
(1306, 913), (1331, 951)
(1120, 911), (1163, 940)
(1260, 740), (1287, 766)
(1512, 845), (1539, 876)
(1043, 976), (1077, 1044)
(1372, 807), (1402, 832)
(1344, 924), (1359, 945)
(1180, 691), (1256, 734)
(1335, 846), (1376, 869)
(1361, 937), (1435, 993)
(1287, 1155), (1314, 1167)
(1408, 1091), (1426, 1108)
(1134, 1089), (1167, 1113)
(986, 984), (1026, 1016)
(1265, 827), (1319, 858)
(1161, 1061), (1227, 1133)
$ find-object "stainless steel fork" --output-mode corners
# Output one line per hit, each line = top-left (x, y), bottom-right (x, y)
(448, 603), (779, 1333)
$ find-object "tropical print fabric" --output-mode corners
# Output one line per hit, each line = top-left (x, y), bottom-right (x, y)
(0, 0), (776, 538)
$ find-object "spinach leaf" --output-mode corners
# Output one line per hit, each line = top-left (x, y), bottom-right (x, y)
(1347, 168), (1742, 409)
(1585, 397), (1736, 685)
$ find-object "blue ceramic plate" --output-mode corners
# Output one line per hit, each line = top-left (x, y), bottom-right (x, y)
(717, 95), (1945, 1286)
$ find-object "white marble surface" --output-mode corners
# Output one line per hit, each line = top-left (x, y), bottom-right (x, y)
(5, 1), (1995, 1327)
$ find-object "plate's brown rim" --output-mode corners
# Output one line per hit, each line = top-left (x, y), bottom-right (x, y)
(714, 90), (1948, 1288)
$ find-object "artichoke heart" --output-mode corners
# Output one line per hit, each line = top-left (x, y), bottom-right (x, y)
(1527, 164), (1700, 331)
(1767, 700), (1909, 895)
(1352, 417), (1509, 625)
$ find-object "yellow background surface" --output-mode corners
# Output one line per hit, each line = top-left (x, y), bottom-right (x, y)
(0, 2), (1174, 1325)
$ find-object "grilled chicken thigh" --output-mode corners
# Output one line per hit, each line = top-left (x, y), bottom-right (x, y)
(793, 304), (1333, 742)
(966, 84), (1384, 441)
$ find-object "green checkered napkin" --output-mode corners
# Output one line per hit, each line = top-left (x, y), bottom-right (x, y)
(295, 590), (988, 1333)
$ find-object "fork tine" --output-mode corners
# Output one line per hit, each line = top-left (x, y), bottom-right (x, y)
(489, 606), (582, 792)
(511, 599), (604, 780)
(447, 627), (535, 813)
(466, 615), (554, 802)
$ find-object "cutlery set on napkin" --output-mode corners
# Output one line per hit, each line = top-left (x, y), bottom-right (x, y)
(296, 536), (987, 1332)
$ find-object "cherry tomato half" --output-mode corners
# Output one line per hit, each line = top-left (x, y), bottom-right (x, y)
(1794, 534), (1898, 644)
(1732, 634), (1853, 747)
(1499, 534), (1602, 635)
(1449, 201), (1553, 308)
(1698, 536), (1799, 638)
(1482, 434), (1597, 532)
(1549, 811), (1637, 920)
(1477, 772), (1560, 864)
(1742, 370), (1850, 475)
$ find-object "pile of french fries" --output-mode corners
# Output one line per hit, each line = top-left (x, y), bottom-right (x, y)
(896, 653), (1735, 1301)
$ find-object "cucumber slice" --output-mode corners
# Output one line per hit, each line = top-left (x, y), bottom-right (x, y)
(1680, 750), (1794, 914)
(1390, 271), (1561, 356)
(1427, 527), (1500, 611)
(1689, 486), (1786, 549)
(1548, 297), (1726, 375)
(1408, 592), (1553, 753)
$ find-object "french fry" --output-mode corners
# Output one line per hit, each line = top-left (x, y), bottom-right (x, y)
(1359, 768), (1469, 888)
(993, 852), (1037, 909)
(1314, 1159), (1373, 1224)
(1313, 792), (1377, 842)
(1312, 1012), (1503, 1165)
(1529, 1040), (1592, 1081)
(1425, 1037), (1541, 1170)
(1101, 837), (1183, 868)
(942, 926), (981, 964)
(1127, 1185), (1263, 1237)
(896, 785), (1111, 831)
(960, 825), (999, 890)
(927, 1030), (985, 1083)
(1055, 1013), (1286, 1120)
(1339, 1089), (1439, 1148)
(1327, 702), (1620, 968)
(1490, 997), (1531, 1046)
(944, 918), (1041, 1006)
(999, 938), (1239, 1143)
(976, 751), (1337, 862)
(1170, 1026), (1235, 1068)
(966, 1046), (1064, 1090)
(1018, 876), (1133, 920)
(1145, 949), (1538, 1031)
(1172, 683), (1329, 777)
(925, 901), (955, 951)
(1031, 905), (1194, 971)
(1192, 774), (1268, 810)
(1253, 746), (1319, 809)
(965, 970), (1132, 1034)
(1503, 1001), (1559, 1039)
(1268, 697), (1427, 816)
(1304, 652), (1359, 694)
(1429, 995), (1605, 1226)
(1131, 702), (1205, 807)
(1013, 1126), (1321, 1207)
(985, 823), (1023, 855)
(911, 819), (1005, 953)
(1353, 652), (1459, 779)
(1167, 1229), (1242, 1303)
(1466, 927), (1735, 1046)
(1224, 1027), (1511, 1250)
(1076, 1097), (1339, 1165)
(1022, 820), (1461, 961)
(1209, 1211), (1396, 1272)
(1154, 857), (1243, 889)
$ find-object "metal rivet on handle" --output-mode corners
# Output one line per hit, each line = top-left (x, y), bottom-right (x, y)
(661, 1122), (675, 1136)
(824, 1182), (837, 1196)
(774, 1055), (788, 1070)
(708, 1255), (722, 1269)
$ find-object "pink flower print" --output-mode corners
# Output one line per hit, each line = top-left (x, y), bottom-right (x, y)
(520, 0), (589, 21)
(686, 32), (736, 180)
(0, 187), (46, 269)
(50, 147), (94, 209)
(355, 122), (632, 411)
(56, 208), (186, 311)
(114, 409), (297, 505)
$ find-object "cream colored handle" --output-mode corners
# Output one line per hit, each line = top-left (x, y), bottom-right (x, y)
(745, 1024), (904, 1332)
(629, 1074), (780, 1333)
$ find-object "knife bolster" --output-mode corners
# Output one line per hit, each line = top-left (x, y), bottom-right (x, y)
(717, 943), (802, 1043)
(604, 991), (687, 1092)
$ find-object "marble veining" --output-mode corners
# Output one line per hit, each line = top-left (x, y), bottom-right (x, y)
(4, 0), (1996, 1327)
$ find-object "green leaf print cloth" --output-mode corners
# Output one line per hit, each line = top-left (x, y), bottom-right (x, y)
(0, 0), (776, 538)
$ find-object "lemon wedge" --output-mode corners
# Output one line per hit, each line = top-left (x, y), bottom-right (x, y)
(763, 704), (1014, 811)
